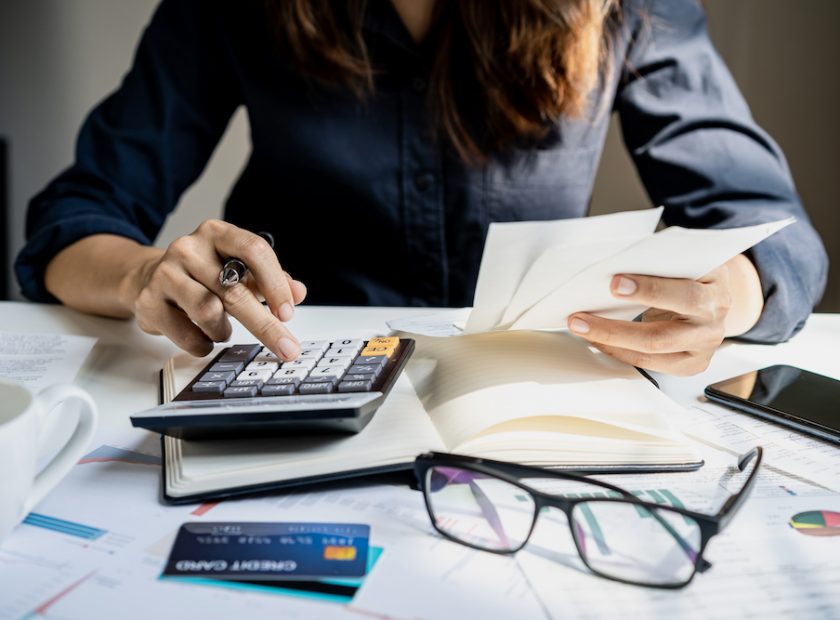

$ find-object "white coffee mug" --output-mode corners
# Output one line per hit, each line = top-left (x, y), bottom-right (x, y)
(0, 379), (97, 544)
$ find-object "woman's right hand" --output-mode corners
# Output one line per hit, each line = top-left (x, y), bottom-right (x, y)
(128, 220), (306, 360)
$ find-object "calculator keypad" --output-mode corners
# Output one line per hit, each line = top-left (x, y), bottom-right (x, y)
(187, 338), (403, 399)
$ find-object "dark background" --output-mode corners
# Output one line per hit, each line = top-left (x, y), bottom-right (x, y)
(1, 0), (837, 308)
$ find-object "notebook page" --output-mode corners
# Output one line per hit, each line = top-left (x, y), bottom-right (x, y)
(461, 417), (696, 465)
(405, 331), (694, 460)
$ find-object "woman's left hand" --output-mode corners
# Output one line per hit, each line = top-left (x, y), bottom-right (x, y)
(567, 260), (745, 376)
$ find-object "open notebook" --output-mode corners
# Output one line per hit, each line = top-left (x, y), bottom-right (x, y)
(160, 331), (702, 503)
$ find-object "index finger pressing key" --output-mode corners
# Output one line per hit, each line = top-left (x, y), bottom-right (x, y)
(217, 284), (301, 361)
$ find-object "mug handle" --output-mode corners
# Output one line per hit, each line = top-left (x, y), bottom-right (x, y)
(23, 385), (98, 514)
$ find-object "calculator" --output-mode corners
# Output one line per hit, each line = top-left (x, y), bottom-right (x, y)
(130, 337), (415, 439)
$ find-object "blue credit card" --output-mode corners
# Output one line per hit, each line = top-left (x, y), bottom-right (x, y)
(163, 522), (370, 580)
(163, 547), (384, 605)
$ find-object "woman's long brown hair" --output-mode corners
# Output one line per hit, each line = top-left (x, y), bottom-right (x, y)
(268, 0), (616, 164)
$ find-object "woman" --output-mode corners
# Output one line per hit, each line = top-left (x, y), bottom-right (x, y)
(15, 0), (827, 375)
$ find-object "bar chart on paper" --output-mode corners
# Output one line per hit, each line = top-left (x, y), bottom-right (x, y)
(22, 514), (107, 541)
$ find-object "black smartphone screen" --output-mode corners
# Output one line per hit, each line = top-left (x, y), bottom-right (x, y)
(705, 365), (840, 440)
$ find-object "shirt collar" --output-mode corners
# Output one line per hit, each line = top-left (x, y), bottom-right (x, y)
(363, 0), (423, 58)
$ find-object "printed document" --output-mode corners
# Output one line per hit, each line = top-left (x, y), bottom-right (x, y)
(0, 330), (96, 392)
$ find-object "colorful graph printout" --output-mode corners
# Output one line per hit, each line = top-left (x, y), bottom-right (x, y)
(789, 511), (840, 537)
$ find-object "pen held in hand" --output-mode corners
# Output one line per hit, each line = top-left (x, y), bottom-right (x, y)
(219, 231), (274, 287)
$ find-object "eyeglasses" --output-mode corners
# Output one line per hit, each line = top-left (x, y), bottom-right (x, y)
(413, 447), (762, 588)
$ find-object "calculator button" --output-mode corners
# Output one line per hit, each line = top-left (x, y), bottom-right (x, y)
(317, 356), (353, 368)
(192, 381), (226, 394)
(200, 371), (236, 384)
(261, 384), (295, 396)
(299, 382), (335, 395)
(331, 339), (364, 351)
(230, 379), (264, 388)
(224, 385), (259, 398)
(302, 376), (337, 384)
(353, 355), (388, 367)
(347, 364), (382, 377)
(219, 344), (262, 362)
(310, 366), (346, 379)
(281, 357), (318, 370)
(266, 376), (302, 386)
(338, 380), (373, 393)
(238, 369), (274, 382)
(299, 341), (330, 354)
(209, 361), (245, 374)
(274, 367), (310, 380)
(367, 337), (400, 348)
(246, 360), (279, 373)
(299, 349), (325, 358)
(254, 351), (279, 363)
(343, 373), (373, 382)
(360, 346), (395, 358)
(324, 347), (359, 358)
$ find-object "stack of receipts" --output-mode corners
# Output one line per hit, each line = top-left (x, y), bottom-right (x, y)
(391, 208), (793, 336)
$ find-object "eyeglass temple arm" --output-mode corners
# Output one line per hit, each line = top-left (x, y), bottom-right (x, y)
(714, 447), (763, 531)
(644, 448), (761, 573)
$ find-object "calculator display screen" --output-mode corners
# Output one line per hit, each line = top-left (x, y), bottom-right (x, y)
(707, 365), (840, 435)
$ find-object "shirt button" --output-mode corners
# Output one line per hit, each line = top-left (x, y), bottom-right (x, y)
(412, 77), (427, 93)
(414, 172), (433, 192)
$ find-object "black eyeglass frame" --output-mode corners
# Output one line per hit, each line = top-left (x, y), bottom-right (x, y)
(413, 446), (763, 589)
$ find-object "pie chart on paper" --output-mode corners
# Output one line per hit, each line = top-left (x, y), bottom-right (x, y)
(789, 510), (840, 537)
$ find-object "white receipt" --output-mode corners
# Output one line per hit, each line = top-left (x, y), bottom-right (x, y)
(0, 331), (96, 392)
(466, 208), (664, 333)
(391, 210), (794, 337)
(510, 218), (793, 330)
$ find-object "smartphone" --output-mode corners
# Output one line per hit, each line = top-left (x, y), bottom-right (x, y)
(705, 364), (840, 445)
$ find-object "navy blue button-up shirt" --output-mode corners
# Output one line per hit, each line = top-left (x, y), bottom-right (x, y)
(15, 0), (827, 342)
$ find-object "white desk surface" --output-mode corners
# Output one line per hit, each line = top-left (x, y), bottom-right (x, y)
(1, 301), (839, 619)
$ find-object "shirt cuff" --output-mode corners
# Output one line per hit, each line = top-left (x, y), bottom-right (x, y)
(733, 228), (828, 344)
(14, 215), (152, 303)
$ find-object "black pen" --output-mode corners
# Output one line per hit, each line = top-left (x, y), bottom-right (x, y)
(219, 231), (274, 287)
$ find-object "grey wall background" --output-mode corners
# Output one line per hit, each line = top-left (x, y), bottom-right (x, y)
(1, 0), (838, 310)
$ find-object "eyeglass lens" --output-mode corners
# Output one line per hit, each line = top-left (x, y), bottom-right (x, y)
(425, 466), (536, 551)
(425, 465), (704, 586)
(570, 500), (702, 586)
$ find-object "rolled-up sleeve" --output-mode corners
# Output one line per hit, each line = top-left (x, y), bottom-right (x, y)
(15, 0), (240, 302)
(615, 0), (828, 342)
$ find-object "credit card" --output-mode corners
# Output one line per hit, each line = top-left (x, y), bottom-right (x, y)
(166, 547), (384, 605)
(163, 522), (370, 580)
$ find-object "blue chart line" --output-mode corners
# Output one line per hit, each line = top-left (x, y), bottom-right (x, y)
(80, 444), (161, 466)
(23, 513), (107, 540)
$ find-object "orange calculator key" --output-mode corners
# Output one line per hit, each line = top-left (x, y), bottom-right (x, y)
(367, 337), (400, 348)
(360, 346), (395, 357)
